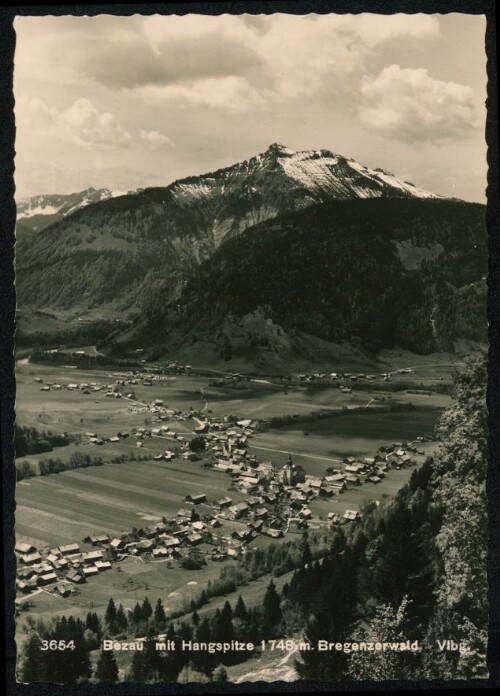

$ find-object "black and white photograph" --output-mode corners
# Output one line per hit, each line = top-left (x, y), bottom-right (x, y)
(4, 5), (495, 687)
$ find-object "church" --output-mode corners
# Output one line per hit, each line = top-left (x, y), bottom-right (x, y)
(281, 455), (306, 486)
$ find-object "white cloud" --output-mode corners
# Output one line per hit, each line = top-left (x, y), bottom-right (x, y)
(139, 129), (175, 149)
(359, 64), (480, 142)
(18, 97), (132, 148)
(138, 76), (268, 114)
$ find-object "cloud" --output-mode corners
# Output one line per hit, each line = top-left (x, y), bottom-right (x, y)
(358, 64), (480, 142)
(82, 26), (262, 90)
(139, 129), (175, 149)
(138, 76), (268, 114)
(66, 14), (443, 110)
(18, 97), (132, 148)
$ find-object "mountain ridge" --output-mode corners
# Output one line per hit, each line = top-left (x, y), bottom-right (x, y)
(16, 143), (449, 315)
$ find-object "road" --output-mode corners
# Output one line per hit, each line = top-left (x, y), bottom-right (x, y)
(250, 444), (342, 464)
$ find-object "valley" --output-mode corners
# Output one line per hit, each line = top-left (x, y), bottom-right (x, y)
(15, 354), (452, 643)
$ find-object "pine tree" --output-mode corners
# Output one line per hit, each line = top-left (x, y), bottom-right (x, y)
(142, 596), (153, 621)
(233, 596), (248, 621)
(20, 633), (44, 682)
(154, 599), (166, 629)
(95, 649), (119, 683)
(105, 598), (117, 627)
(262, 579), (282, 638)
(116, 603), (128, 632)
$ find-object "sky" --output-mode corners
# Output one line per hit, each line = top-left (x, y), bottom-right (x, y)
(14, 12), (487, 202)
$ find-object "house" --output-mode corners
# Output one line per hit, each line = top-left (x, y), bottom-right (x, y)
(58, 543), (81, 556)
(185, 493), (207, 505)
(38, 572), (57, 586)
(345, 464), (365, 475)
(263, 527), (283, 539)
(298, 507), (312, 520)
(95, 560), (112, 572)
(55, 583), (72, 598)
(343, 510), (360, 522)
(186, 532), (203, 546)
(325, 474), (345, 484)
(345, 475), (361, 486)
(16, 579), (37, 593)
(232, 529), (251, 542)
(88, 534), (110, 546)
(82, 550), (103, 565)
(136, 540), (154, 553)
(177, 508), (199, 521)
(15, 542), (36, 555)
(368, 475), (382, 484)
(20, 552), (42, 565)
(214, 496), (232, 509)
(229, 502), (250, 519)
(318, 486), (334, 497)
(83, 566), (99, 577)
(109, 538), (126, 551)
(152, 547), (169, 558)
(182, 452), (200, 462)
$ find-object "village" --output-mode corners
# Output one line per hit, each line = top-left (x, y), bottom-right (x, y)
(16, 365), (430, 606)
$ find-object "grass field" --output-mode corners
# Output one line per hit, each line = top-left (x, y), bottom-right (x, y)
(249, 407), (441, 477)
(15, 459), (249, 548)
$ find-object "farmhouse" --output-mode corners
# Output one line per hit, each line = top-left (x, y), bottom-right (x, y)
(55, 583), (72, 598)
(186, 532), (203, 546)
(82, 550), (103, 565)
(66, 570), (85, 584)
(95, 560), (112, 572)
(15, 542), (36, 555)
(229, 502), (250, 519)
(214, 496), (232, 509)
(343, 510), (360, 522)
(83, 566), (99, 577)
(185, 493), (207, 505)
(88, 534), (110, 546)
(38, 572), (57, 586)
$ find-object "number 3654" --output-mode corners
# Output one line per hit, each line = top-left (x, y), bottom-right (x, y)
(40, 640), (75, 651)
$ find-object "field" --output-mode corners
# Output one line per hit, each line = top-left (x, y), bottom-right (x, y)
(14, 356), (453, 640)
(16, 459), (248, 548)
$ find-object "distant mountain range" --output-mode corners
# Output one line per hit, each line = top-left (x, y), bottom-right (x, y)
(16, 187), (133, 236)
(15, 144), (486, 367)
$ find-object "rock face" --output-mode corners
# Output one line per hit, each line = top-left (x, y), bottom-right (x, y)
(15, 143), (444, 313)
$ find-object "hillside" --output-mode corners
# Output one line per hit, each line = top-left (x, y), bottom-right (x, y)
(128, 198), (486, 361)
(16, 143), (444, 315)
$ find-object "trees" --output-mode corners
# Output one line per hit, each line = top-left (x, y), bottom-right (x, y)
(189, 435), (206, 452)
(19, 633), (44, 682)
(95, 649), (119, 683)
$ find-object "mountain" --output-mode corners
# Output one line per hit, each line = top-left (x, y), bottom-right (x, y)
(15, 187), (130, 236)
(16, 143), (443, 314)
(123, 198), (486, 365)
